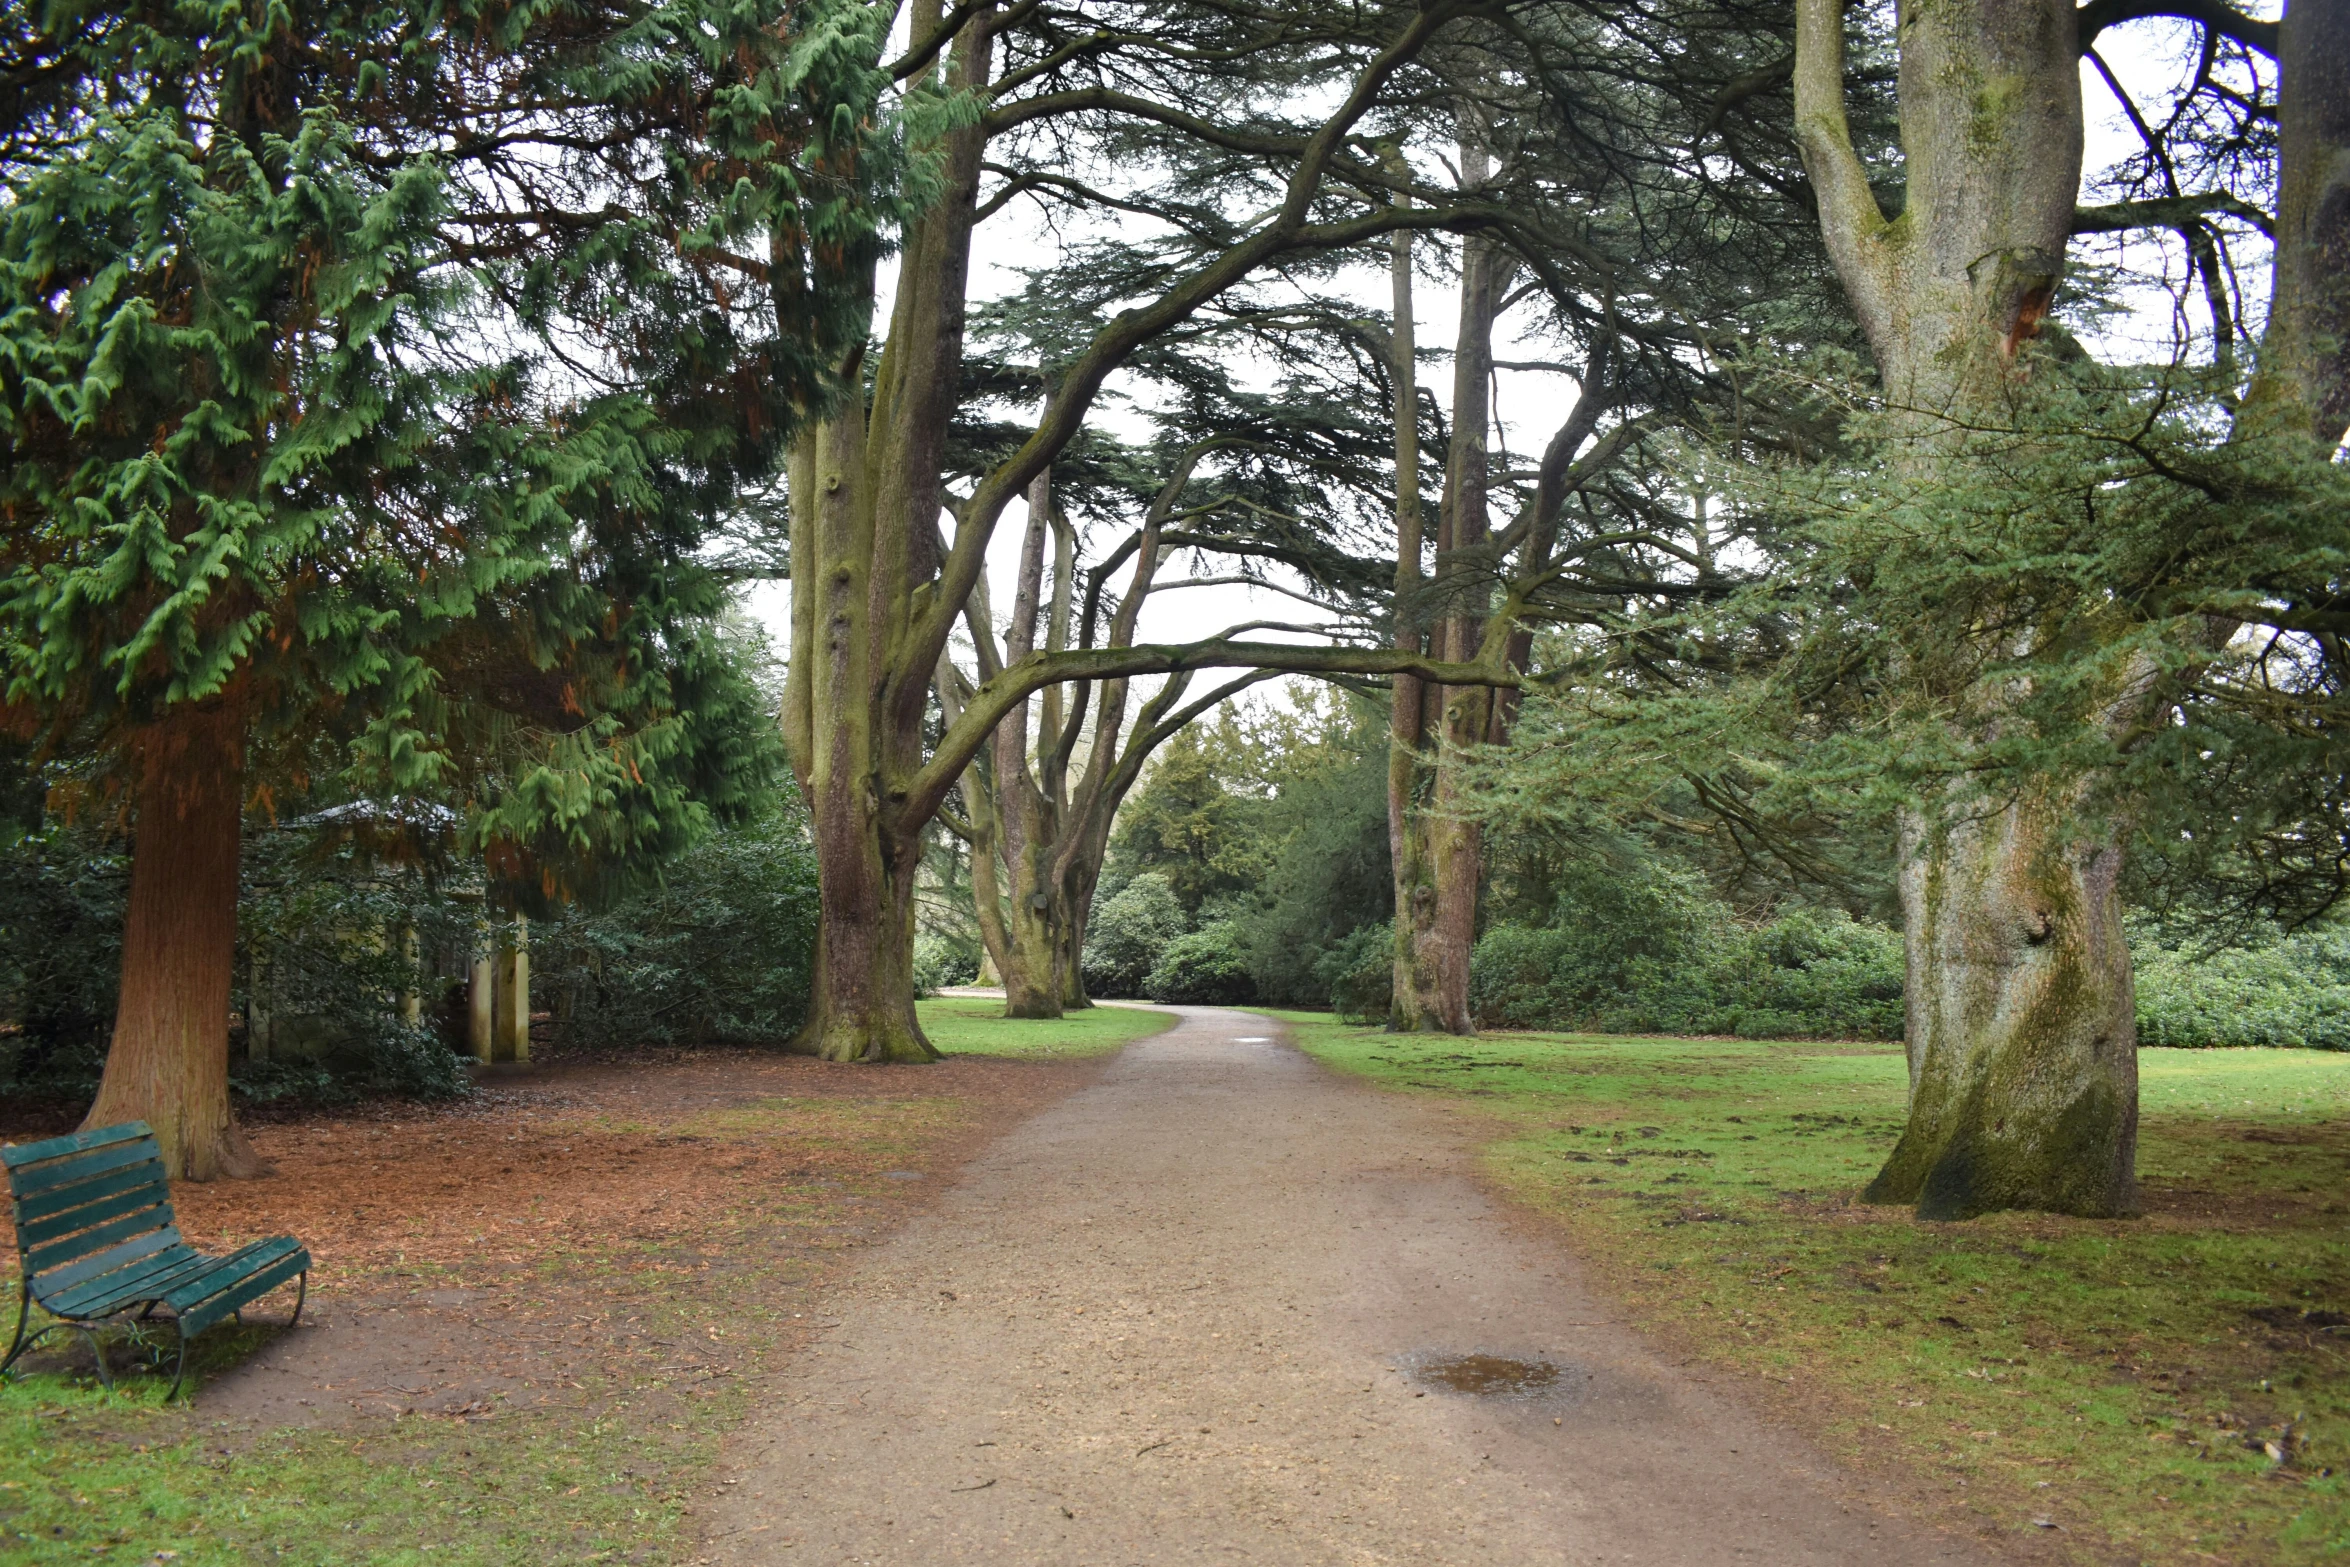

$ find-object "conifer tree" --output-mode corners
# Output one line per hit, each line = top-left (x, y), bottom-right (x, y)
(0, 0), (892, 1172)
(1789, 0), (2308, 1217)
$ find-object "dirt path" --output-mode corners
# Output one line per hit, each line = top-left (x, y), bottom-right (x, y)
(702, 1008), (2004, 1566)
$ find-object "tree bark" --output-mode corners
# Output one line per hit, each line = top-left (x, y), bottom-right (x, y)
(1386, 206), (1448, 1032)
(83, 701), (269, 1180)
(778, 6), (994, 1061)
(785, 387), (942, 1061)
(991, 470), (1068, 1018)
(2252, 0), (2350, 439)
(1417, 141), (1512, 1036)
(1794, 0), (2140, 1216)
(1867, 794), (2139, 1217)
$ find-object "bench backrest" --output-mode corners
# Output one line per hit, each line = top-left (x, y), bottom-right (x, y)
(3, 1122), (181, 1301)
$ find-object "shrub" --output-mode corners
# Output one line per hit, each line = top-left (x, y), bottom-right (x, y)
(1084, 873), (1187, 998)
(912, 935), (979, 997)
(1315, 923), (1393, 1023)
(1468, 896), (1904, 1041)
(1145, 921), (1255, 1005)
(2133, 924), (2350, 1048)
(0, 818), (479, 1107)
(534, 806), (820, 1048)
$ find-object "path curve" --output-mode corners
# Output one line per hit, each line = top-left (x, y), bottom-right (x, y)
(704, 1007), (2002, 1565)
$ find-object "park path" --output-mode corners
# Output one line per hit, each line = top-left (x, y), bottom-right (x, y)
(702, 1007), (2002, 1566)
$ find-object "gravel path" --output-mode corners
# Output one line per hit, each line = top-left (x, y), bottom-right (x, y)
(702, 1007), (2002, 1566)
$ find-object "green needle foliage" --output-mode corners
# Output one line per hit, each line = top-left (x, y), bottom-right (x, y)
(0, 0), (908, 888)
(0, 0), (916, 1167)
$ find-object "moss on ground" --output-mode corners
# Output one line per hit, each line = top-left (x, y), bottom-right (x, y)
(0, 999), (1174, 1564)
(1271, 1011), (2350, 1565)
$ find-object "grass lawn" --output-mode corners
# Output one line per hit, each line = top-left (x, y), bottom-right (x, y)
(0, 998), (1170, 1565)
(1272, 1011), (2350, 1564)
(920, 995), (1177, 1058)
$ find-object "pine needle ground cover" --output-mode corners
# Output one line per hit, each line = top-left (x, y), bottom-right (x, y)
(1274, 1012), (2350, 1564)
(0, 1001), (1173, 1565)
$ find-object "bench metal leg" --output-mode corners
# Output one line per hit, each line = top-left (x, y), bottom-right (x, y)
(0, 1284), (29, 1377)
(72, 1324), (111, 1390)
(166, 1326), (188, 1402)
(288, 1272), (308, 1329)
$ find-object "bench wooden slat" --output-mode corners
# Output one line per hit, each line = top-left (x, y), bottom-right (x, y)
(15, 1160), (172, 1227)
(163, 1238), (305, 1313)
(45, 1249), (217, 1325)
(9, 1139), (162, 1196)
(7, 1121), (309, 1398)
(32, 1226), (187, 1300)
(1, 1122), (153, 1170)
(17, 1182), (172, 1250)
(42, 1245), (208, 1319)
(169, 1242), (310, 1339)
(25, 1207), (177, 1277)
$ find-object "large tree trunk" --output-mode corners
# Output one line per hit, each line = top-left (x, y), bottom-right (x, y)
(778, 4), (992, 1060)
(1795, 0), (2140, 1215)
(2255, 0), (2350, 440)
(1418, 159), (1511, 1036)
(989, 473), (1069, 1019)
(1867, 795), (2138, 1217)
(83, 702), (268, 1179)
(1385, 212), (1449, 1031)
(785, 402), (941, 1062)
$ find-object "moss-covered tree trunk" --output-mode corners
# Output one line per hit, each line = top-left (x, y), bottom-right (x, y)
(1421, 185), (1511, 1036)
(2253, 0), (2350, 440)
(784, 400), (940, 1062)
(1794, 0), (2146, 1214)
(82, 701), (269, 1179)
(778, 1), (993, 1061)
(988, 473), (1070, 1018)
(1389, 176), (1511, 1036)
(1867, 797), (2138, 1216)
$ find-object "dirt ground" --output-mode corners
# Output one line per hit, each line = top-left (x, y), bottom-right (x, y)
(0, 1045), (1108, 1429)
(700, 1007), (2014, 1566)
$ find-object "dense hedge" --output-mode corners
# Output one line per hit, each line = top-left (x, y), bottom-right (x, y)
(531, 806), (819, 1048)
(2133, 924), (2350, 1049)
(0, 804), (823, 1108)
(1467, 906), (1905, 1039)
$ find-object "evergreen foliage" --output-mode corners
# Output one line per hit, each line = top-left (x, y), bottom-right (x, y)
(531, 805), (821, 1050)
(1143, 923), (1255, 1007)
(1081, 873), (1185, 1000)
(0, 0), (887, 878)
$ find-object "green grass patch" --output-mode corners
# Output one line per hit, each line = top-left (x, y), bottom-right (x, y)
(1270, 1011), (2350, 1564)
(917, 995), (1175, 1059)
(1, 1270), (773, 1564)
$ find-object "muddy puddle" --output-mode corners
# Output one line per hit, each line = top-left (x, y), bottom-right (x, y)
(1404, 1352), (1569, 1399)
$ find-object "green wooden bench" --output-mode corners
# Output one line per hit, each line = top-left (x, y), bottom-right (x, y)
(2, 1121), (309, 1397)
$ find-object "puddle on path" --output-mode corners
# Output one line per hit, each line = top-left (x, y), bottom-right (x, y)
(1405, 1352), (1567, 1399)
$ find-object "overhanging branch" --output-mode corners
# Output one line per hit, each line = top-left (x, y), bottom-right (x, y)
(901, 637), (1517, 834)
